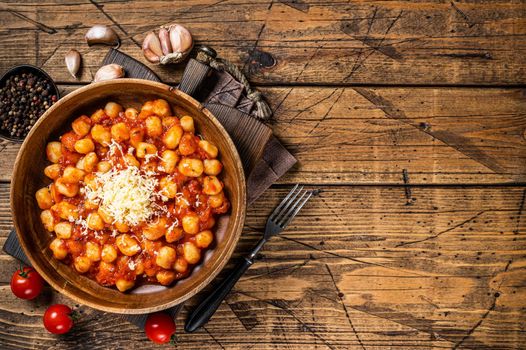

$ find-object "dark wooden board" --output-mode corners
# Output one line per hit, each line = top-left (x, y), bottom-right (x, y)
(0, 1), (525, 85)
(0, 184), (525, 349)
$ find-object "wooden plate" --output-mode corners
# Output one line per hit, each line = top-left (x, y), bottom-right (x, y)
(11, 79), (246, 314)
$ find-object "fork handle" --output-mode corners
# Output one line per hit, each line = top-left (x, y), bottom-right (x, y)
(185, 257), (253, 332)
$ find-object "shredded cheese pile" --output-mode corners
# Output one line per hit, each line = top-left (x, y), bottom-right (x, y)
(85, 166), (159, 226)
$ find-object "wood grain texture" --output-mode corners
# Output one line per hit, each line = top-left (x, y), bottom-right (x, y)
(0, 85), (524, 185)
(0, 184), (525, 349)
(0, 0), (525, 85)
(269, 86), (526, 185)
(1, 0), (525, 348)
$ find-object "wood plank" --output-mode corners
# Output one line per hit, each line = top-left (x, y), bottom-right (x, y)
(0, 184), (525, 349)
(269, 86), (526, 185)
(1, 1), (525, 85)
(0, 85), (524, 184)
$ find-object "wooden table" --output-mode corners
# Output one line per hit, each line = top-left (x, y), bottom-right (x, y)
(1, 1), (525, 349)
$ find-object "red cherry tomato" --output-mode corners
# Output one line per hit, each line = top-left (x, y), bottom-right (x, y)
(145, 312), (176, 344)
(10, 267), (44, 300)
(43, 304), (74, 334)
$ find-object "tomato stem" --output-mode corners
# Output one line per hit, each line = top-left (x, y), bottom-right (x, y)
(18, 265), (29, 278)
(169, 334), (178, 347)
(69, 310), (80, 322)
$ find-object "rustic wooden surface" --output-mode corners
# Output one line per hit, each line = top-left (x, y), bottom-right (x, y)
(0, 1), (525, 349)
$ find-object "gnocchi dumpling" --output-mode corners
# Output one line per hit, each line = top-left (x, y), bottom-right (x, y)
(37, 99), (230, 292)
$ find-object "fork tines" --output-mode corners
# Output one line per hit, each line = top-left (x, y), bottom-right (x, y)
(270, 184), (314, 229)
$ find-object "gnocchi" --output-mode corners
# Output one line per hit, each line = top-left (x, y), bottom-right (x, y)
(105, 101), (123, 119)
(37, 99), (229, 292)
(91, 124), (111, 145)
(116, 278), (134, 292)
(44, 164), (62, 180)
(54, 222), (72, 239)
(178, 158), (204, 177)
(160, 150), (178, 173)
(145, 116), (163, 137)
(86, 241), (102, 261)
(46, 141), (62, 163)
(156, 246), (176, 269)
(204, 159), (222, 175)
(116, 234), (141, 256)
(162, 125), (183, 149)
(101, 244), (118, 263)
(50, 238), (68, 260)
(72, 116), (92, 136)
(111, 122), (130, 141)
(74, 138), (95, 154)
(36, 187), (53, 209)
(62, 166), (85, 183)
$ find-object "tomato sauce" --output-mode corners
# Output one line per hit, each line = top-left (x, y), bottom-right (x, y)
(39, 100), (229, 292)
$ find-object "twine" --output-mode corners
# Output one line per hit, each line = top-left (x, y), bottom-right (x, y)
(196, 48), (273, 120)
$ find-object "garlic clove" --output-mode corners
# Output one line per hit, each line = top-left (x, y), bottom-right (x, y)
(65, 49), (81, 78)
(143, 48), (160, 64)
(142, 32), (162, 63)
(93, 64), (125, 82)
(168, 24), (193, 54)
(86, 25), (120, 48)
(158, 27), (172, 56)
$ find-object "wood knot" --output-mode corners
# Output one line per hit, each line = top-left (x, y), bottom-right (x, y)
(246, 49), (276, 75)
(340, 20), (359, 35)
(419, 122), (431, 131)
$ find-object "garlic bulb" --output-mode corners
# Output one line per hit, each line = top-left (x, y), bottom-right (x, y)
(65, 49), (81, 78)
(93, 64), (125, 82)
(142, 24), (193, 65)
(86, 25), (120, 48)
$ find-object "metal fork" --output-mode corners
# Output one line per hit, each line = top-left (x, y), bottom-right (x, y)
(185, 184), (315, 332)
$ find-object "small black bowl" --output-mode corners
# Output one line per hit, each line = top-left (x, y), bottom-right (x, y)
(0, 64), (60, 142)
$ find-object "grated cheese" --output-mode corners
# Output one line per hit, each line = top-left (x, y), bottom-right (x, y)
(167, 218), (179, 233)
(151, 202), (169, 215)
(74, 216), (89, 236)
(85, 166), (159, 226)
(175, 192), (190, 206)
(144, 153), (162, 162)
(108, 139), (126, 159)
(195, 194), (201, 207)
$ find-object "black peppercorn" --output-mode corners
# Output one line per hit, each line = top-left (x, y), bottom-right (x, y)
(0, 69), (57, 139)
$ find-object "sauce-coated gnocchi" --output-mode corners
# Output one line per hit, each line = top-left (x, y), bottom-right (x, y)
(36, 99), (229, 292)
